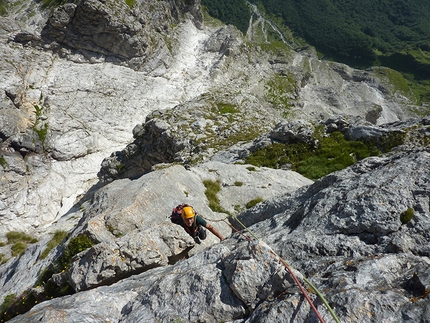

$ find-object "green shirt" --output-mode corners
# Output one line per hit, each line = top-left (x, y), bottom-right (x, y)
(195, 215), (207, 227)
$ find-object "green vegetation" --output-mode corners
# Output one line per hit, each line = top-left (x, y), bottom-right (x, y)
(362, 131), (406, 153)
(203, 179), (225, 213)
(61, 234), (94, 269)
(106, 224), (123, 238)
(400, 207), (414, 224)
(0, 0), (7, 16)
(251, 0), (430, 69)
(0, 290), (42, 323)
(234, 181), (243, 187)
(265, 73), (297, 116)
(40, 230), (68, 260)
(38, 234), (93, 286)
(246, 129), (380, 180)
(206, 0), (430, 104)
(216, 103), (239, 114)
(246, 197), (263, 209)
(4, 231), (38, 258)
(0, 253), (5, 265)
(201, 0), (250, 34)
(260, 40), (291, 55)
(0, 156), (6, 167)
(0, 294), (19, 323)
(0, 233), (95, 322)
(41, 0), (69, 9)
(32, 104), (49, 149)
(178, 100), (269, 163)
(124, 0), (135, 9)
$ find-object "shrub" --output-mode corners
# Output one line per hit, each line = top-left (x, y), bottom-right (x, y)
(0, 234), (92, 322)
(61, 234), (94, 269)
(400, 207), (414, 224)
(0, 291), (39, 323)
(234, 181), (243, 186)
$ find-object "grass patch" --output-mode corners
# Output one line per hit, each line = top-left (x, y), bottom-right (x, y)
(265, 73), (297, 117)
(0, 234), (91, 321)
(0, 0), (7, 16)
(40, 230), (68, 260)
(124, 0), (135, 8)
(373, 66), (430, 107)
(6, 231), (38, 244)
(203, 179), (224, 213)
(217, 103), (239, 114)
(106, 224), (124, 238)
(246, 197), (263, 209)
(260, 40), (290, 56)
(234, 181), (243, 186)
(246, 131), (381, 180)
(0, 156), (6, 167)
(32, 104), (49, 149)
(5, 231), (38, 258)
(201, 6), (225, 29)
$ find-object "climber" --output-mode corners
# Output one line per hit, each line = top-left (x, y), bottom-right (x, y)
(171, 204), (225, 243)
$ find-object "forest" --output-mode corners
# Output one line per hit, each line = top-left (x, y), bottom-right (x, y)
(201, 0), (430, 103)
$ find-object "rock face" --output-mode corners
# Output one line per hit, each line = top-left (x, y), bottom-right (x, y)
(40, 0), (203, 69)
(0, 0), (424, 238)
(5, 146), (430, 323)
(0, 161), (312, 305)
(1, 0), (430, 322)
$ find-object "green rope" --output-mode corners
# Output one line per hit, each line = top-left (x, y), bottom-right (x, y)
(231, 214), (260, 240)
(303, 277), (341, 323)
(231, 214), (341, 323)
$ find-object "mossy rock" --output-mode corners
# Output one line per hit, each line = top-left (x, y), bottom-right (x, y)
(400, 207), (414, 224)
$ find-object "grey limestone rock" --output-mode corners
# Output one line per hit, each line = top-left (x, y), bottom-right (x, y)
(1, 1), (430, 322)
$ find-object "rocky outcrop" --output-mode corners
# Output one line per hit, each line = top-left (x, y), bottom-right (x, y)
(5, 145), (430, 323)
(0, 161), (312, 305)
(40, 0), (203, 70)
(1, 0), (425, 238)
(99, 111), (430, 183)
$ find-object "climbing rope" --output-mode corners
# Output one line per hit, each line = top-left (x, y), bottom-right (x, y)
(201, 213), (341, 323)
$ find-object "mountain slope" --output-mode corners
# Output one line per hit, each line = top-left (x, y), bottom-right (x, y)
(205, 0), (430, 103)
(0, 0), (430, 322)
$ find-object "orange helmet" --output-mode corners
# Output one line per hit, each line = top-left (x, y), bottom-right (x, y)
(182, 206), (195, 219)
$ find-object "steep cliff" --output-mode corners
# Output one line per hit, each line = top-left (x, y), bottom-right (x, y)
(0, 0), (429, 322)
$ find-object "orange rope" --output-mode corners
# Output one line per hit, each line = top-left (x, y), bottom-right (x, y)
(223, 219), (326, 323)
